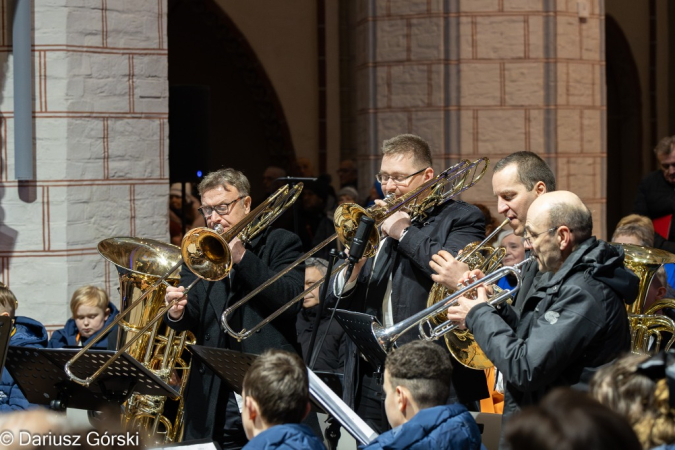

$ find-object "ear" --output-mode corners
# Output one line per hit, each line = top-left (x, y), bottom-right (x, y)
(245, 396), (257, 421)
(558, 226), (573, 251)
(534, 180), (547, 196)
(656, 286), (668, 301)
(104, 308), (111, 320)
(423, 167), (434, 182)
(396, 386), (408, 413)
(243, 196), (252, 214)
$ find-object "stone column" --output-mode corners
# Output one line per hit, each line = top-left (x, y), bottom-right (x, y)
(0, 1), (169, 329)
(354, 0), (606, 236)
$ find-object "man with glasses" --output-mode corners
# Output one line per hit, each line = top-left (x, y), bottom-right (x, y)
(164, 168), (304, 449)
(329, 134), (487, 432)
(446, 191), (638, 432)
(634, 135), (675, 253)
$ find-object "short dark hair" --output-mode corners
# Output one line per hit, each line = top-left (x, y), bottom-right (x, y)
(385, 340), (452, 409)
(381, 134), (433, 168)
(242, 350), (308, 426)
(654, 135), (675, 157)
(548, 201), (593, 242)
(198, 168), (251, 197)
(493, 151), (556, 191)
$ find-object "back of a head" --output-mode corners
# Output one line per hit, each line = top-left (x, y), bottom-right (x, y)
(243, 349), (309, 426)
(504, 387), (641, 450)
(69, 285), (109, 317)
(381, 134), (433, 168)
(385, 340), (453, 409)
(0, 287), (18, 318)
(494, 151), (556, 192)
(612, 214), (655, 246)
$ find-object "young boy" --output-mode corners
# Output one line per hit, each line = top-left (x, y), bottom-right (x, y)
(361, 340), (484, 450)
(241, 350), (325, 450)
(48, 286), (119, 349)
(0, 286), (48, 411)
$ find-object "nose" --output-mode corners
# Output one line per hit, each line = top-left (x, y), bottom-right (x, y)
(497, 199), (508, 214)
(383, 178), (398, 194)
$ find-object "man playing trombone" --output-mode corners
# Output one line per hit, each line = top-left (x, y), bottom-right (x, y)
(330, 134), (488, 432)
(445, 191), (638, 432)
(164, 169), (304, 449)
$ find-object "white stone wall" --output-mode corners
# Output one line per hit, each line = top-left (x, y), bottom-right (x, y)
(0, 0), (169, 332)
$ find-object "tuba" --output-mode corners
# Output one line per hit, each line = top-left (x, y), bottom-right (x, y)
(618, 243), (675, 354)
(426, 219), (510, 369)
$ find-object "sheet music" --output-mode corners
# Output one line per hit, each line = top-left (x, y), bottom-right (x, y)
(307, 369), (379, 445)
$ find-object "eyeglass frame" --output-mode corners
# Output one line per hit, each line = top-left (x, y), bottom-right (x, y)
(375, 167), (429, 185)
(522, 225), (565, 246)
(661, 162), (675, 170)
(198, 195), (246, 218)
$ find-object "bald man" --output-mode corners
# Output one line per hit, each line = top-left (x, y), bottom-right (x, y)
(446, 191), (639, 429)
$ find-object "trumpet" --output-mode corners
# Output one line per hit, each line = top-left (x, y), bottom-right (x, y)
(64, 183), (303, 387)
(372, 256), (535, 354)
(221, 158), (491, 341)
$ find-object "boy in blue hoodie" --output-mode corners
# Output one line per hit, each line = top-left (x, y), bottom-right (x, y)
(361, 340), (484, 450)
(0, 286), (48, 411)
(48, 286), (119, 349)
(241, 350), (325, 450)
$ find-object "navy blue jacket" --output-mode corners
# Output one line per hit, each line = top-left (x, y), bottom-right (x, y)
(360, 404), (484, 450)
(47, 302), (119, 349)
(0, 316), (48, 411)
(242, 424), (325, 450)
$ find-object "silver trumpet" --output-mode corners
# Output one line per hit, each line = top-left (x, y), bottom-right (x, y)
(373, 256), (535, 353)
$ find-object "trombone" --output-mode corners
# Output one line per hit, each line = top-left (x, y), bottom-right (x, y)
(64, 183), (303, 387)
(372, 256), (535, 353)
(221, 157), (491, 341)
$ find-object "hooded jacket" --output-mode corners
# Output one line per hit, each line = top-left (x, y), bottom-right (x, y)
(466, 237), (638, 419)
(242, 423), (325, 450)
(47, 301), (120, 349)
(0, 316), (48, 411)
(359, 404), (484, 450)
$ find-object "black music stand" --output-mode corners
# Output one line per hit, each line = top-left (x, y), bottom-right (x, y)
(5, 347), (178, 411)
(189, 346), (378, 446)
(333, 310), (387, 371)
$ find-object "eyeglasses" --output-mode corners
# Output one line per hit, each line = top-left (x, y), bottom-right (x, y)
(375, 167), (428, 185)
(661, 162), (675, 170)
(522, 226), (561, 245)
(198, 196), (245, 217)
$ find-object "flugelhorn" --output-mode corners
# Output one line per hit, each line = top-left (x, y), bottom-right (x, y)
(221, 158), (491, 341)
(372, 256), (534, 354)
(64, 183), (303, 387)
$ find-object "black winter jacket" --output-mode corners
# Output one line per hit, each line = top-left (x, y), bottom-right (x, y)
(466, 237), (638, 420)
(296, 305), (346, 373)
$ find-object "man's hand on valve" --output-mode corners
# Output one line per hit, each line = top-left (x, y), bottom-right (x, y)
(165, 286), (188, 320)
(430, 250), (470, 288)
(445, 269), (488, 330)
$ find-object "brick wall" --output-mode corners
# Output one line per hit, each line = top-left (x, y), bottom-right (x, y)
(0, 0), (169, 328)
(354, 0), (606, 237)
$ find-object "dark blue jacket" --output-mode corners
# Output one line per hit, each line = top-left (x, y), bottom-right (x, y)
(47, 302), (119, 349)
(360, 404), (484, 450)
(242, 423), (325, 450)
(0, 316), (48, 411)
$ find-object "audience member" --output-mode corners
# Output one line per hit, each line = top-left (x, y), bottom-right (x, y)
(296, 157), (317, 178)
(241, 350), (325, 450)
(360, 340), (483, 450)
(336, 186), (359, 206)
(169, 182), (205, 246)
(296, 258), (346, 374)
(590, 353), (675, 449)
(262, 166), (287, 197)
(495, 229), (526, 291)
(473, 204), (499, 242)
(503, 387), (642, 450)
(337, 159), (358, 189)
(299, 180), (337, 259)
(48, 286), (119, 349)
(0, 287), (48, 411)
(365, 181), (384, 207)
(634, 135), (675, 253)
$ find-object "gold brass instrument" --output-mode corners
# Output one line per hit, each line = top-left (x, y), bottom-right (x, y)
(619, 243), (675, 354)
(426, 218), (510, 369)
(221, 158), (491, 341)
(372, 256), (535, 353)
(64, 183), (303, 389)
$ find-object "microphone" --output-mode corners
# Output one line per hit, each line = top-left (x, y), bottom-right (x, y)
(275, 176), (318, 183)
(343, 215), (375, 283)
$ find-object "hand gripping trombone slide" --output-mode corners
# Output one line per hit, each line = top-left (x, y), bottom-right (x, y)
(64, 183), (303, 387)
(221, 157), (492, 341)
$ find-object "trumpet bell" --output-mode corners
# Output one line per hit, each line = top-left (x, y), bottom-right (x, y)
(333, 203), (381, 258)
(181, 228), (232, 281)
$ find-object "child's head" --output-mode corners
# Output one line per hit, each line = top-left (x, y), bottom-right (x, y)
(241, 350), (309, 439)
(0, 287), (18, 319)
(383, 340), (453, 428)
(69, 286), (110, 339)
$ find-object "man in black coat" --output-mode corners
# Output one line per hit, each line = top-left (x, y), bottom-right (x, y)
(328, 134), (487, 432)
(165, 168), (304, 449)
(634, 135), (675, 252)
(447, 191), (639, 439)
